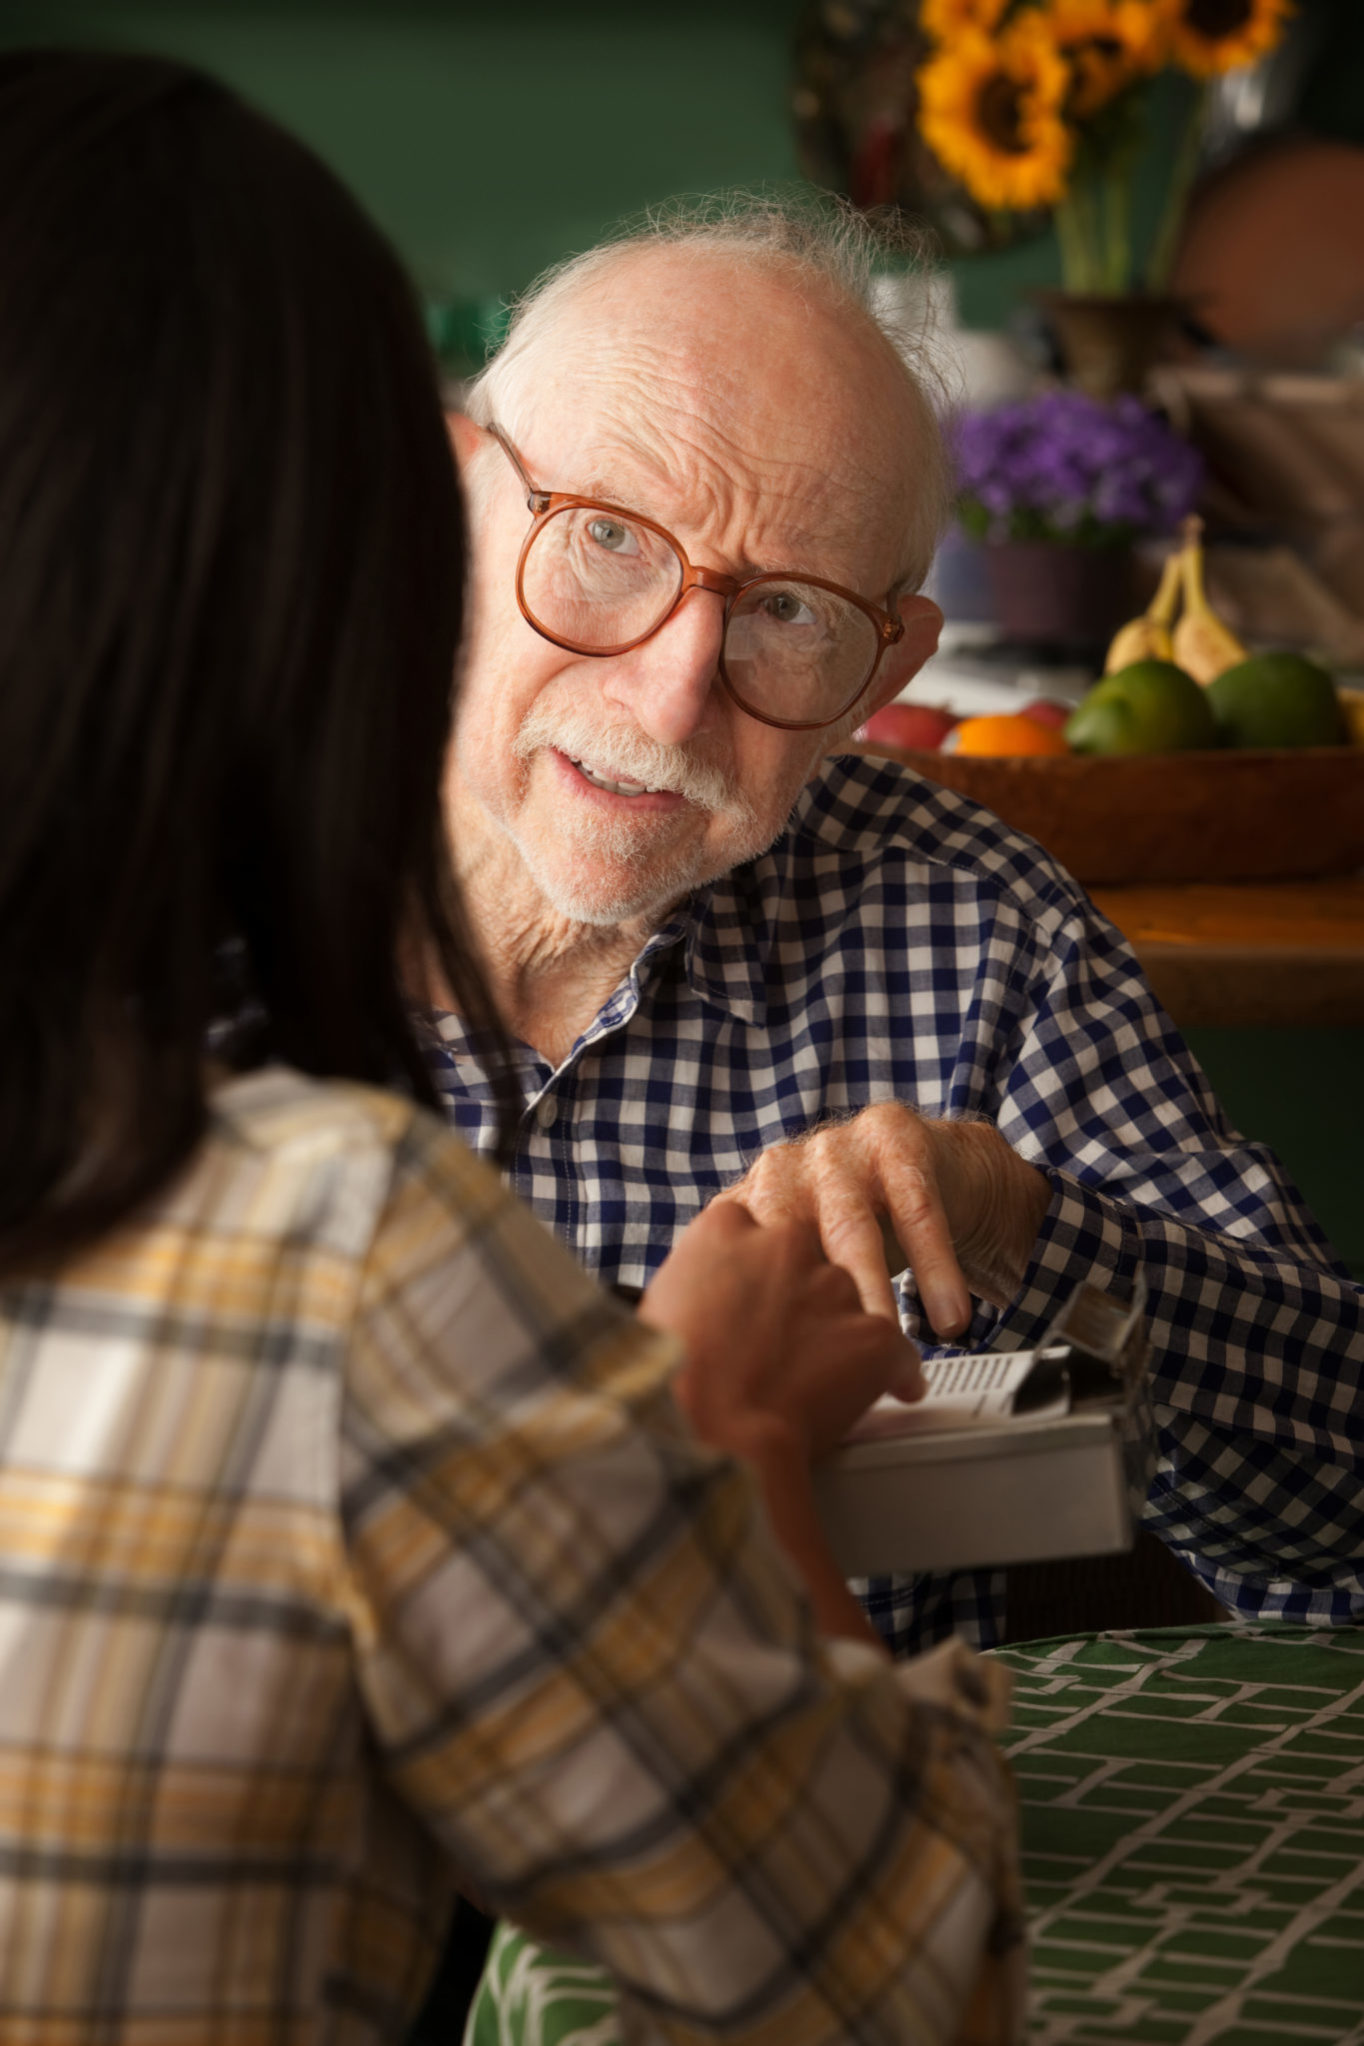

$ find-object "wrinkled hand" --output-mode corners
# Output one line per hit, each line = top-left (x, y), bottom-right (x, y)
(712, 1103), (1052, 1338)
(641, 1202), (922, 1642)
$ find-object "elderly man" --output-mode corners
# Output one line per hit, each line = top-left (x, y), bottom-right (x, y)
(430, 203), (1364, 1657)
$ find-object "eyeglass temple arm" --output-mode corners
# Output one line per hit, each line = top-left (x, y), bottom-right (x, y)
(487, 423), (551, 512)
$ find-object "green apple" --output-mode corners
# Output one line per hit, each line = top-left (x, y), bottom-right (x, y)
(1206, 653), (1346, 749)
(1065, 660), (1218, 756)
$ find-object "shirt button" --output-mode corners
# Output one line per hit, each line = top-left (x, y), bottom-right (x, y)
(535, 1095), (558, 1130)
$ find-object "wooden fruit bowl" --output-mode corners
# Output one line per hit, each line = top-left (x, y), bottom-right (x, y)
(849, 743), (1364, 884)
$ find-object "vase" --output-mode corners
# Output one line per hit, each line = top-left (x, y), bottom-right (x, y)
(1033, 291), (1190, 400)
(984, 541), (1134, 655)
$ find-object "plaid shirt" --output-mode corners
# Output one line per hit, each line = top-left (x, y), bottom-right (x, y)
(429, 753), (1364, 1653)
(0, 1066), (1023, 2044)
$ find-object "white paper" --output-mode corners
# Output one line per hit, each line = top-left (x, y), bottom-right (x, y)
(845, 1347), (1069, 1441)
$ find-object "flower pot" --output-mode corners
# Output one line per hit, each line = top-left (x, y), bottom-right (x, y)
(926, 525), (995, 625)
(1034, 291), (1189, 399)
(984, 541), (1134, 654)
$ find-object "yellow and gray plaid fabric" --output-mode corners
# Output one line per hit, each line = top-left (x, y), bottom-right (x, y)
(0, 1066), (1022, 2043)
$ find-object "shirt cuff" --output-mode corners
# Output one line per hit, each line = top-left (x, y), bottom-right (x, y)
(974, 1168), (1145, 1354)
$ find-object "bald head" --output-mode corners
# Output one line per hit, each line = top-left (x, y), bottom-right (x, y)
(465, 208), (951, 591)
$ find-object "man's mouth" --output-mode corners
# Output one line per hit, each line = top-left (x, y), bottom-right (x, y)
(568, 754), (672, 798)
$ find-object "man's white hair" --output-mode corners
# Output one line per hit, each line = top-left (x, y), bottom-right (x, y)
(462, 192), (954, 593)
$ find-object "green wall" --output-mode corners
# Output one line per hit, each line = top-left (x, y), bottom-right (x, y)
(2, 0), (813, 356)
(1186, 1029), (1364, 1282)
(0, 0), (1097, 347)
(9, 0), (1364, 346)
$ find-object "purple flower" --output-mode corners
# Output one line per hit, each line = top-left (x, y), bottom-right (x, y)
(952, 390), (1203, 547)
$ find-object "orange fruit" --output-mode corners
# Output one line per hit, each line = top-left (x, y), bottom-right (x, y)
(947, 713), (1071, 758)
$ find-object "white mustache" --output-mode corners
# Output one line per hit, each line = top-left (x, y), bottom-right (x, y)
(514, 705), (751, 818)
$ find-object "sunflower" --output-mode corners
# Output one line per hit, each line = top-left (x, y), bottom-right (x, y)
(1167, 0), (1295, 79)
(1048, 0), (1175, 117)
(917, 16), (1074, 211)
(918, 0), (1009, 40)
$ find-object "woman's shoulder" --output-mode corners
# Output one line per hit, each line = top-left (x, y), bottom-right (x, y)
(210, 1064), (419, 1156)
(195, 1064), (506, 1255)
(205, 1068), (642, 1401)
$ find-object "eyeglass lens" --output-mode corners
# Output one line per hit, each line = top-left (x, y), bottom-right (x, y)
(724, 583), (879, 725)
(520, 503), (879, 723)
(522, 504), (683, 648)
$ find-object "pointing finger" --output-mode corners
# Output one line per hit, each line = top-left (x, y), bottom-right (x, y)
(881, 1153), (971, 1341)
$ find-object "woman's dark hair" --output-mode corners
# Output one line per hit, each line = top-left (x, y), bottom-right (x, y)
(0, 48), (516, 1275)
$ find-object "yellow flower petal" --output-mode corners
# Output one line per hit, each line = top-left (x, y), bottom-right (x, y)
(1049, 0), (1178, 115)
(1168, 0), (1296, 80)
(917, 20), (1075, 213)
(919, 0), (1009, 39)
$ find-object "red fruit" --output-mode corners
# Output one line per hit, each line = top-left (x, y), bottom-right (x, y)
(1018, 697), (1072, 732)
(856, 702), (960, 751)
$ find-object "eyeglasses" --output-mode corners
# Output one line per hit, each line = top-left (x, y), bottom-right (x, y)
(488, 426), (904, 732)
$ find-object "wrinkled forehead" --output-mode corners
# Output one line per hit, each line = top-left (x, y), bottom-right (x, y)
(503, 251), (923, 585)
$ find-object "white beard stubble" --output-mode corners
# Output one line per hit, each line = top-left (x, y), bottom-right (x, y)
(504, 702), (779, 927)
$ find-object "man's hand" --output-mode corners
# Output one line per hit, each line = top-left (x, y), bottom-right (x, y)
(640, 1202), (923, 1643)
(712, 1103), (1052, 1338)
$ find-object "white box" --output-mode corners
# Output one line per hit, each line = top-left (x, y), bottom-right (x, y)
(814, 1281), (1155, 1577)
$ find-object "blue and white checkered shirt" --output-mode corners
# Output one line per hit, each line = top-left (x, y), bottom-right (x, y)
(427, 753), (1364, 1654)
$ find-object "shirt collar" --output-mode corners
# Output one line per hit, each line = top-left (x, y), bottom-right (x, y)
(677, 866), (771, 1025)
(649, 763), (857, 1027)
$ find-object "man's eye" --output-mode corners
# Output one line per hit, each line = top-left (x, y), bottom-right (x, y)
(586, 516), (637, 555)
(762, 588), (817, 628)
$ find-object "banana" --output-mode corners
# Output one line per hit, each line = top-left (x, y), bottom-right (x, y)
(1103, 549), (1182, 674)
(1171, 515), (1248, 685)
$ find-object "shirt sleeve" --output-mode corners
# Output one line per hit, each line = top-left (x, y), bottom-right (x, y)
(338, 1111), (1024, 2046)
(958, 887), (1364, 1625)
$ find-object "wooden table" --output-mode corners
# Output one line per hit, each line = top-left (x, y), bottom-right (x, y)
(1089, 877), (1364, 1028)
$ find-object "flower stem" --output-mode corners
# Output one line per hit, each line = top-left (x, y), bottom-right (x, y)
(1056, 181), (1103, 294)
(1146, 82), (1210, 294)
(1103, 170), (1127, 294)
(1055, 188), (1087, 292)
(1103, 143), (1137, 294)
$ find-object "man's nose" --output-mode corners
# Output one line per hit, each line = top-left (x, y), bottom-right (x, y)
(598, 586), (726, 747)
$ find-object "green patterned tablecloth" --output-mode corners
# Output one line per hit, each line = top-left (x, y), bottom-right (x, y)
(465, 1627), (1364, 2046)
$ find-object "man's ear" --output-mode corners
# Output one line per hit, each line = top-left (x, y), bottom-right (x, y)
(445, 411), (487, 469)
(860, 593), (943, 719)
